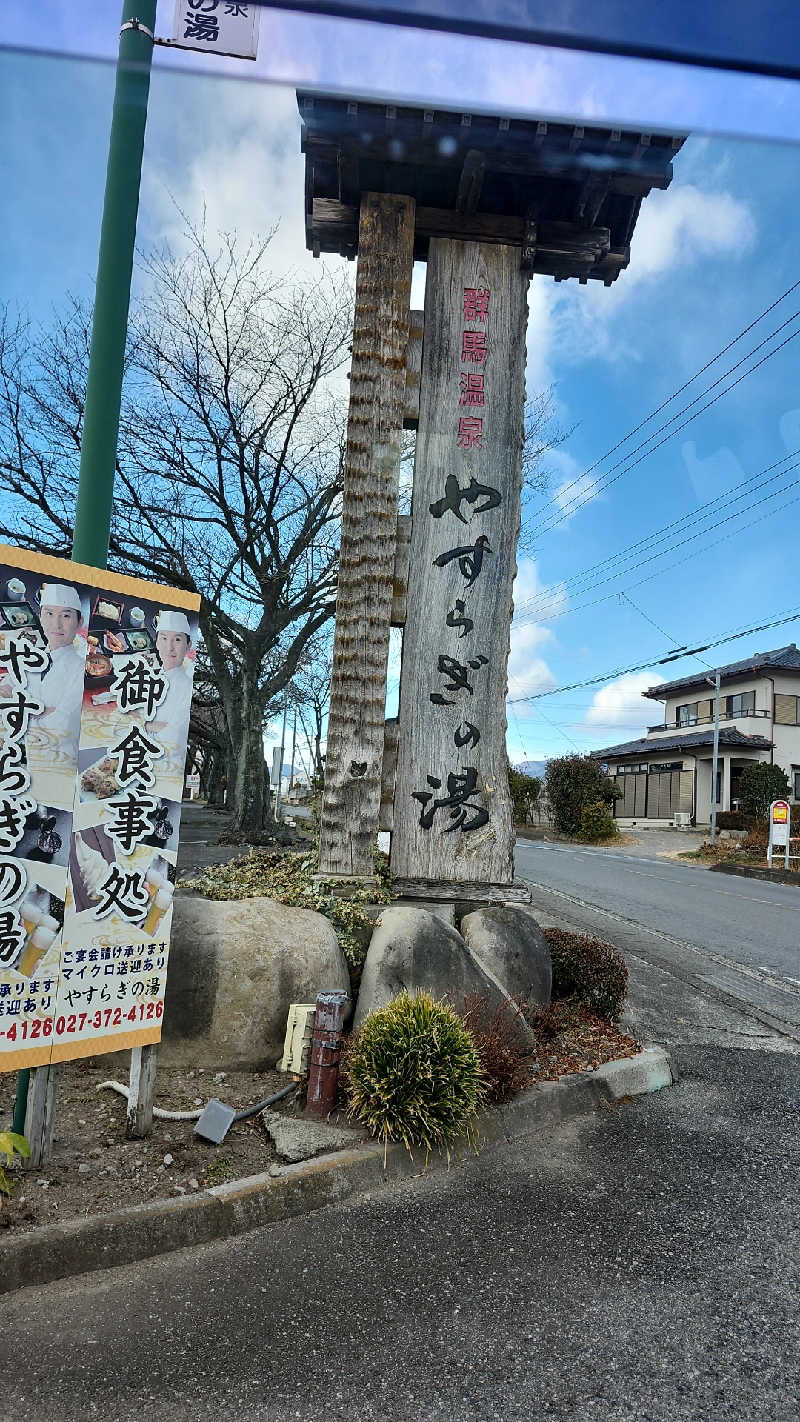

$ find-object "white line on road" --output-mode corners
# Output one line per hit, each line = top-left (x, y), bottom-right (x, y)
(523, 878), (800, 1002)
(515, 841), (799, 912)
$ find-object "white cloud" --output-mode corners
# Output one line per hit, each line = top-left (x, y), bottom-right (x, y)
(140, 79), (313, 279)
(525, 174), (757, 394)
(508, 560), (562, 702)
(626, 184), (756, 285)
(553, 470), (601, 521)
(507, 621), (557, 705)
(582, 671), (660, 738)
(512, 557), (567, 624)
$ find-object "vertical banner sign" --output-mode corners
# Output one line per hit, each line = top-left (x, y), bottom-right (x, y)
(0, 547), (199, 1071)
(171, 0), (260, 58)
(767, 798), (790, 868)
(391, 240), (528, 884)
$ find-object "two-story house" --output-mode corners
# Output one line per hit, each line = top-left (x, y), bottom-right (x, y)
(589, 644), (800, 826)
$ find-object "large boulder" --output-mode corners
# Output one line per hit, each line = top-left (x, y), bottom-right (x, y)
(461, 907), (552, 1006)
(353, 906), (535, 1050)
(160, 892), (350, 1070)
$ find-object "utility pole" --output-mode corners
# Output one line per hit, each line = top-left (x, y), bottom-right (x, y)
(13, 0), (156, 1141)
(73, 0), (157, 564)
(275, 700), (288, 820)
(289, 710), (297, 794)
(710, 670), (721, 846)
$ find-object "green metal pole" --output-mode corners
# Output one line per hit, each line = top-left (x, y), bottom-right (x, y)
(11, 1), (155, 1138)
(71, 0), (157, 567)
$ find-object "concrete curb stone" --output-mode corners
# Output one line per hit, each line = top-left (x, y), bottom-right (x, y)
(710, 862), (799, 887)
(0, 1046), (674, 1296)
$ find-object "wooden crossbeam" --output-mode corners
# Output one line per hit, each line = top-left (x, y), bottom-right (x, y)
(312, 198), (614, 267)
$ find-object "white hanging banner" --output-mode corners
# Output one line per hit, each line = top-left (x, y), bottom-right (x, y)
(171, 1), (260, 59)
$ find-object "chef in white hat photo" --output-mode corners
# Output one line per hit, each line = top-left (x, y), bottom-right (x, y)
(0, 582), (86, 753)
(152, 609), (194, 746)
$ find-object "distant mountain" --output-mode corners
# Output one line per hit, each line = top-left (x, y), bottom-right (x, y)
(515, 760), (546, 779)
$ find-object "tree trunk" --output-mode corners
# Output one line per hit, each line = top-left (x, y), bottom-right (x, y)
(202, 745), (224, 806)
(231, 671), (270, 832)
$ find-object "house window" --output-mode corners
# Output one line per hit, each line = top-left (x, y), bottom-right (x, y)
(727, 691), (755, 717)
(775, 695), (800, 727)
(793, 768), (800, 802)
(715, 768), (722, 805)
(677, 702), (698, 726)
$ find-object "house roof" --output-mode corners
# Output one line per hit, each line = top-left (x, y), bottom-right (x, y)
(589, 728), (774, 759)
(643, 644), (800, 701)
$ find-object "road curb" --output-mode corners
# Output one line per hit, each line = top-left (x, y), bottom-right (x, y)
(0, 1046), (673, 1295)
(710, 862), (799, 887)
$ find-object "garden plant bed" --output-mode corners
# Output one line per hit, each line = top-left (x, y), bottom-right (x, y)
(1, 1000), (639, 1237)
(0, 1061), (296, 1236)
(517, 1001), (640, 1086)
(680, 842), (799, 877)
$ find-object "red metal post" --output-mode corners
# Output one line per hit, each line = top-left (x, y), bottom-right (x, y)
(306, 990), (349, 1118)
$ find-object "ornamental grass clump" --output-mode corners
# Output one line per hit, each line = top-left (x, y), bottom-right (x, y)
(345, 991), (487, 1159)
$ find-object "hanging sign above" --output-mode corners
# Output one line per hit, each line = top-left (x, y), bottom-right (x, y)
(170, 0), (260, 59)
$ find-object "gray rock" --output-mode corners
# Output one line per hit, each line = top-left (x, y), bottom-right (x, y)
(261, 1111), (364, 1164)
(160, 892), (351, 1071)
(461, 907), (552, 1006)
(353, 907), (535, 1050)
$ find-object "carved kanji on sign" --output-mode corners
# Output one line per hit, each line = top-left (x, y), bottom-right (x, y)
(429, 475), (500, 524)
(463, 288), (490, 322)
(459, 373), (485, 406)
(433, 534), (492, 588)
(391, 240), (528, 885)
(461, 330), (487, 363)
(412, 767), (490, 833)
(456, 417), (483, 450)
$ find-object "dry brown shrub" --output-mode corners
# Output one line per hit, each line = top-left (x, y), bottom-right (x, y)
(458, 995), (531, 1103)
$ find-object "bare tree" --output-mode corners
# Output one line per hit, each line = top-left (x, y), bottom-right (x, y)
(290, 642), (333, 785)
(0, 227), (352, 832)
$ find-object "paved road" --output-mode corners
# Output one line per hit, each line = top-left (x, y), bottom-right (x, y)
(515, 838), (800, 1038)
(3, 1043), (798, 1422)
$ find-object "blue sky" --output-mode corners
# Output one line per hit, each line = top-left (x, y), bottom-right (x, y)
(3, 4), (800, 770)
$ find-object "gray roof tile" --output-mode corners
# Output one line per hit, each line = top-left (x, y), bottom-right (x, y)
(643, 644), (800, 700)
(589, 727), (774, 759)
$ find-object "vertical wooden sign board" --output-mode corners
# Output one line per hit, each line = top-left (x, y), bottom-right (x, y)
(391, 239), (528, 891)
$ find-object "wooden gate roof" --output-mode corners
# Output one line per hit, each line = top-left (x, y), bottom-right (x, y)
(298, 92), (685, 284)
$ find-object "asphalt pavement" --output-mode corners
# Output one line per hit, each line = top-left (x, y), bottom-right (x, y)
(2, 1041), (797, 1422)
(515, 837), (800, 1039)
(3, 829), (798, 1419)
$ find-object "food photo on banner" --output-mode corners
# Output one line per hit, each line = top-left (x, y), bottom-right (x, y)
(0, 545), (199, 1071)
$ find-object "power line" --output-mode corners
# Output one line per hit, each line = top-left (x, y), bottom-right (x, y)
(525, 317), (800, 542)
(617, 591), (713, 671)
(507, 601), (800, 705)
(514, 480), (800, 630)
(515, 448), (800, 619)
(523, 275), (800, 536)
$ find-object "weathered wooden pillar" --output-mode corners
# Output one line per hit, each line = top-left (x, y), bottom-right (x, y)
(391, 239), (530, 897)
(318, 192), (415, 879)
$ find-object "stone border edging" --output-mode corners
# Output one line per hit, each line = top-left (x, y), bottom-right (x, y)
(0, 1046), (673, 1296)
(710, 862), (799, 886)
